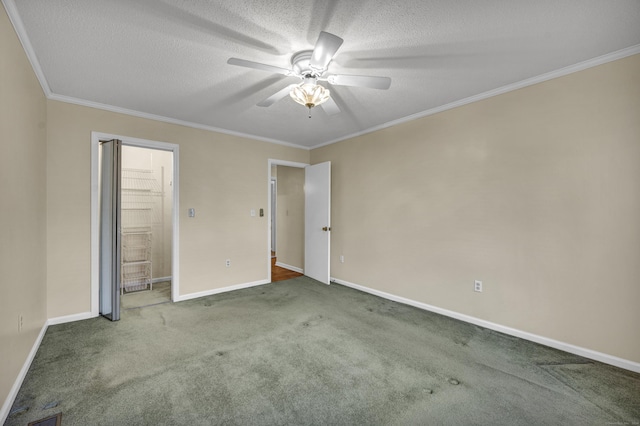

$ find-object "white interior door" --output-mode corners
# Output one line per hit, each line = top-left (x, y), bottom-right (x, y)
(304, 161), (331, 284)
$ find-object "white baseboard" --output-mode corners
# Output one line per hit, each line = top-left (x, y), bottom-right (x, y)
(175, 279), (270, 302)
(1, 321), (48, 424)
(152, 276), (172, 284)
(275, 262), (304, 274)
(331, 277), (640, 373)
(2, 278), (267, 422)
(47, 311), (96, 326)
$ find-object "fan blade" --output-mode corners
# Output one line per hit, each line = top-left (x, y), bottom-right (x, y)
(257, 84), (298, 107)
(227, 58), (294, 76)
(320, 96), (341, 116)
(310, 31), (344, 71)
(327, 74), (391, 90)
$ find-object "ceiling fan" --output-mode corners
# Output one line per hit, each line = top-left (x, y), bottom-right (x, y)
(227, 31), (391, 117)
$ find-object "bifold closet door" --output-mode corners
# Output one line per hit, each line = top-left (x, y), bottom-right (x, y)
(99, 139), (122, 321)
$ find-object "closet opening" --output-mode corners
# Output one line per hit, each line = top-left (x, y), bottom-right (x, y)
(119, 145), (174, 310)
(92, 132), (179, 320)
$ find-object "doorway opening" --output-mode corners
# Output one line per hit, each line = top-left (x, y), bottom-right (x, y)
(268, 159), (331, 284)
(91, 132), (179, 320)
(119, 145), (174, 310)
(270, 165), (304, 282)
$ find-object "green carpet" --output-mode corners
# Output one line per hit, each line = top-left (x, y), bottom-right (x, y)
(6, 277), (640, 425)
(121, 281), (171, 310)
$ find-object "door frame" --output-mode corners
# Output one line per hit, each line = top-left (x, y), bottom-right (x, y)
(270, 178), (277, 253)
(267, 159), (308, 280)
(91, 131), (180, 316)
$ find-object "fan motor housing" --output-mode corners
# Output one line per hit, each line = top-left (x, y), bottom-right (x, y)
(291, 50), (322, 77)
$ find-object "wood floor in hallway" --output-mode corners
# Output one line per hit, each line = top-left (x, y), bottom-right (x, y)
(271, 253), (303, 282)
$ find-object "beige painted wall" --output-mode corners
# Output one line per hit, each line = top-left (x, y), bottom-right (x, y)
(0, 4), (48, 412)
(46, 101), (309, 318)
(275, 166), (305, 269)
(312, 54), (640, 363)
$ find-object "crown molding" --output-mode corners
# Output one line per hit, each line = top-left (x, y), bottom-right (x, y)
(49, 93), (310, 150)
(310, 44), (640, 150)
(2, 0), (52, 97)
(5, 0), (638, 152)
(3, 0), (308, 150)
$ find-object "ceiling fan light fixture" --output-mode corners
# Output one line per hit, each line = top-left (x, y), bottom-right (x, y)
(290, 80), (330, 110)
(227, 31), (390, 118)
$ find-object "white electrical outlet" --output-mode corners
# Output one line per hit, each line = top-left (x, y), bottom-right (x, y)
(225, 259), (231, 267)
(340, 255), (344, 263)
(474, 280), (483, 292)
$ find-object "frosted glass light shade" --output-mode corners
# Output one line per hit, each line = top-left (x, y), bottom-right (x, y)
(290, 82), (330, 108)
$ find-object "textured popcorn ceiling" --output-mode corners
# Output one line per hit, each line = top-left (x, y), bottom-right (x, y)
(5, 0), (640, 148)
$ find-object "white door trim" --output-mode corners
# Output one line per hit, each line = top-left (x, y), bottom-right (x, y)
(271, 178), (277, 253)
(91, 131), (180, 316)
(267, 159), (308, 281)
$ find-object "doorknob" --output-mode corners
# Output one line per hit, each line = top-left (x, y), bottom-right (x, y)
(322, 226), (331, 231)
